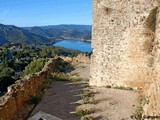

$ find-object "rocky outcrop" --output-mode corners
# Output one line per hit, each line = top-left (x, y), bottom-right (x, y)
(90, 0), (160, 118)
(0, 58), (63, 120)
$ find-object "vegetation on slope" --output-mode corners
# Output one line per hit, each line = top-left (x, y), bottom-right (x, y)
(24, 25), (92, 41)
(0, 24), (55, 45)
(0, 23), (91, 45)
(22, 58), (49, 76)
(0, 43), (82, 94)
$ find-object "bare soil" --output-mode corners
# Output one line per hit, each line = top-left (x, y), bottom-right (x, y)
(30, 63), (139, 120)
(77, 87), (139, 120)
(31, 81), (86, 120)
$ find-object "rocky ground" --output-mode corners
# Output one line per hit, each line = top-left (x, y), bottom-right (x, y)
(29, 62), (139, 120)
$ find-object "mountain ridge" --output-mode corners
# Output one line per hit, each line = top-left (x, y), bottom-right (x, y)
(0, 23), (92, 45)
(23, 24), (92, 41)
(0, 23), (55, 45)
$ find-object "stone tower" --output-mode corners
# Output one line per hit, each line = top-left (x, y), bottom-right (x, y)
(90, 0), (160, 118)
(90, 0), (160, 88)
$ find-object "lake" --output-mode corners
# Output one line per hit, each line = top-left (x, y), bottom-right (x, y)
(53, 40), (92, 52)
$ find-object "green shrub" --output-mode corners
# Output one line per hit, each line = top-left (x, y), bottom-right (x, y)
(0, 67), (15, 77)
(22, 58), (49, 76)
(52, 58), (72, 73)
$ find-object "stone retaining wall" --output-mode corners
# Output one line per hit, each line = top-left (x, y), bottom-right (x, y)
(0, 58), (61, 120)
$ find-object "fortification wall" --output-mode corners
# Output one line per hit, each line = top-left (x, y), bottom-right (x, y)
(90, 0), (160, 88)
(91, 0), (160, 118)
(0, 58), (61, 120)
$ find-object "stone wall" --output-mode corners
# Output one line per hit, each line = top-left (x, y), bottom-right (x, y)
(61, 54), (90, 64)
(143, 7), (160, 119)
(91, 0), (160, 118)
(0, 58), (61, 120)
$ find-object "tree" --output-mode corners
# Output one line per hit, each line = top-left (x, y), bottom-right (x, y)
(0, 67), (15, 77)
(22, 58), (48, 76)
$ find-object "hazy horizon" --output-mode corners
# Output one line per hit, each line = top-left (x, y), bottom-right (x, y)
(0, 0), (92, 27)
(0, 23), (92, 28)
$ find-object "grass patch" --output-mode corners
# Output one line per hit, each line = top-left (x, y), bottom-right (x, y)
(69, 72), (79, 76)
(135, 106), (144, 120)
(113, 86), (133, 91)
(89, 98), (99, 104)
(106, 85), (133, 90)
(138, 96), (149, 106)
(51, 74), (69, 81)
(81, 89), (98, 104)
(75, 109), (93, 117)
(51, 73), (82, 82)
(82, 116), (94, 120)
(131, 96), (148, 120)
(81, 89), (95, 104)
(130, 106), (144, 120)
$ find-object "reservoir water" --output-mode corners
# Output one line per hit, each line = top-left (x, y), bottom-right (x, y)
(53, 40), (92, 52)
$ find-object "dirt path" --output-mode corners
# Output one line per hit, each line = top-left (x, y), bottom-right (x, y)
(30, 63), (139, 120)
(77, 87), (139, 120)
(29, 63), (90, 120)
(31, 81), (86, 120)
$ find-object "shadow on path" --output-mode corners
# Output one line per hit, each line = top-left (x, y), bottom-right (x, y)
(31, 81), (86, 120)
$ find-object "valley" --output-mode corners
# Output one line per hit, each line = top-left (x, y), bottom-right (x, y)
(0, 24), (91, 46)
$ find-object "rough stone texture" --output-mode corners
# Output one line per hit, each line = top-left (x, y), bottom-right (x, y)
(143, 7), (160, 119)
(90, 0), (160, 119)
(0, 58), (63, 120)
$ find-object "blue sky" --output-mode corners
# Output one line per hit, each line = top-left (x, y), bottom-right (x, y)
(0, 0), (92, 27)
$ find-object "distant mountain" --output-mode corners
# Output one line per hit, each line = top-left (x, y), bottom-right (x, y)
(23, 25), (92, 41)
(0, 24), (56, 45)
(0, 24), (92, 46)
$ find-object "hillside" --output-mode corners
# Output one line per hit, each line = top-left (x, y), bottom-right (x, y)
(0, 24), (56, 45)
(24, 25), (92, 41)
(0, 24), (91, 46)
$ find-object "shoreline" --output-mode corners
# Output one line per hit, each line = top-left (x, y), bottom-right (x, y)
(52, 39), (92, 53)
(60, 37), (91, 43)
